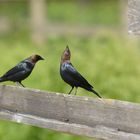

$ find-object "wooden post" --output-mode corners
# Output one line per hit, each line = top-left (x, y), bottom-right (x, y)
(0, 85), (140, 140)
(120, 0), (128, 33)
(128, 0), (140, 34)
(29, 0), (46, 45)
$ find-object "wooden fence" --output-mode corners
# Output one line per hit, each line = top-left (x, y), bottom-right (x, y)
(128, 0), (140, 34)
(0, 85), (140, 140)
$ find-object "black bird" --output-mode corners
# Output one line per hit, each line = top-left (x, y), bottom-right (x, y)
(60, 46), (102, 98)
(0, 54), (44, 87)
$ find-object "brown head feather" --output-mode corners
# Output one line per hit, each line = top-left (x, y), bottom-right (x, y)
(28, 54), (44, 64)
(61, 46), (71, 64)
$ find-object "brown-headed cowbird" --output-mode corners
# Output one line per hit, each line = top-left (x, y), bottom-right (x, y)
(60, 46), (102, 98)
(0, 54), (44, 87)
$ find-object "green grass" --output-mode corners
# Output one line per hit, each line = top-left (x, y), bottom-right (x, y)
(0, 0), (120, 27)
(48, 0), (120, 25)
(0, 32), (140, 140)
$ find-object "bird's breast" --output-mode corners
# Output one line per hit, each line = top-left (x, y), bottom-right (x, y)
(22, 62), (34, 72)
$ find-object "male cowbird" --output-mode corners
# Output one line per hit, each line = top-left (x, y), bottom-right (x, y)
(60, 46), (102, 98)
(0, 54), (44, 87)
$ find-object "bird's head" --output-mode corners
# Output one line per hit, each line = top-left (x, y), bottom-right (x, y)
(29, 54), (44, 64)
(61, 46), (71, 63)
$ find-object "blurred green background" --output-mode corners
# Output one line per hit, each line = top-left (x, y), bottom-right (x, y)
(0, 0), (139, 140)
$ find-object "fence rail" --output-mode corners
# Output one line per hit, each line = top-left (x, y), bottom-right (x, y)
(0, 85), (140, 140)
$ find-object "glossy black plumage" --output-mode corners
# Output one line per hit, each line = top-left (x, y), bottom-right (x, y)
(60, 46), (102, 98)
(0, 54), (44, 87)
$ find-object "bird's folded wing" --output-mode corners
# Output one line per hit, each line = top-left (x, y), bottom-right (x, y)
(65, 63), (93, 88)
(2, 63), (26, 78)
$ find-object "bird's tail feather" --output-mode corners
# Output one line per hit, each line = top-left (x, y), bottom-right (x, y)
(91, 89), (102, 98)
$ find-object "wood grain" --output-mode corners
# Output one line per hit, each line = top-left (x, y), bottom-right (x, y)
(128, 0), (140, 34)
(0, 85), (140, 140)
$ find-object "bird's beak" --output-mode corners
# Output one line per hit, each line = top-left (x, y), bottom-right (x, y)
(40, 57), (45, 60)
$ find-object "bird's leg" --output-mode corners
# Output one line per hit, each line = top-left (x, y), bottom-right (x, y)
(68, 86), (74, 94)
(74, 87), (78, 95)
(15, 82), (25, 87)
(15, 82), (20, 86)
(19, 82), (25, 87)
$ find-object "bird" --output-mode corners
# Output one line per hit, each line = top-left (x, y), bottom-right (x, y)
(60, 46), (102, 98)
(0, 54), (44, 87)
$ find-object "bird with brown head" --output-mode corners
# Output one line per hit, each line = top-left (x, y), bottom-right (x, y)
(60, 46), (102, 98)
(0, 54), (44, 87)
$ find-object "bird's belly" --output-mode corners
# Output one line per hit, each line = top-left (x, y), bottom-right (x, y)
(60, 71), (79, 87)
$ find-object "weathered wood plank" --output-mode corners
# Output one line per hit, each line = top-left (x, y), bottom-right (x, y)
(128, 0), (140, 34)
(0, 85), (140, 140)
(0, 110), (140, 140)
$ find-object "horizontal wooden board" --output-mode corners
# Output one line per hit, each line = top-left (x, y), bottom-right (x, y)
(0, 85), (140, 140)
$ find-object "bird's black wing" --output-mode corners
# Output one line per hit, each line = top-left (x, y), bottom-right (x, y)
(65, 63), (93, 88)
(2, 61), (28, 78)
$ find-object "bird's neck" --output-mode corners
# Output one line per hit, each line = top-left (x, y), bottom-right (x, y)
(61, 59), (70, 65)
(25, 59), (36, 66)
